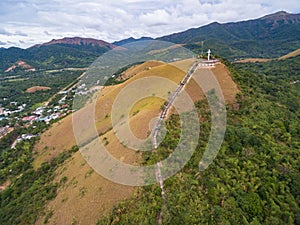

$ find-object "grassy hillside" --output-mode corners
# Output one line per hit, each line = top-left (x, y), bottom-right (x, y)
(31, 59), (238, 225)
(234, 47), (300, 63)
(97, 57), (300, 224)
(32, 61), (186, 225)
(30, 60), (236, 225)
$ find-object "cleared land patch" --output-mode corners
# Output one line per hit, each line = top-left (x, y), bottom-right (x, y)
(0, 180), (11, 192)
(35, 151), (135, 225)
(26, 86), (51, 93)
(183, 62), (239, 104)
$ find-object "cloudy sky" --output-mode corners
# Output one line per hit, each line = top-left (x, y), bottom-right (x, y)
(0, 0), (299, 48)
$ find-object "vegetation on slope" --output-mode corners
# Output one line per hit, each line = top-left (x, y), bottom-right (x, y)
(97, 57), (300, 224)
(0, 55), (298, 224)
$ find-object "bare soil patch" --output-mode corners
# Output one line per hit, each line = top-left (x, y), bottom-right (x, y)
(211, 63), (240, 104)
(0, 180), (11, 192)
(26, 86), (51, 93)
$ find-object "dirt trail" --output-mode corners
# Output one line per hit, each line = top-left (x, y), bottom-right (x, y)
(0, 180), (11, 192)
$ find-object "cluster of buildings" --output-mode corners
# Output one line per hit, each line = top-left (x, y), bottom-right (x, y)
(21, 103), (71, 124)
(0, 103), (27, 117)
(0, 92), (73, 144)
(11, 133), (39, 149)
(74, 83), (102, 95)
(0, 102), (70, 126)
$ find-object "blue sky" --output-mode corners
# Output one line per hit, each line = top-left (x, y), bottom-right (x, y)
(0, 0), (299, 48)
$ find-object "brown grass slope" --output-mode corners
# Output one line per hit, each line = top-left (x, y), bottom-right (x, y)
(117, 60), (165, 81)
(34, 61), (187, 225)
(184, 62), (239, 104)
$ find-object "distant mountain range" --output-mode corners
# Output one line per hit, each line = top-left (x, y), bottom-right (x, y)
(33, 37), (116, 49)
(113, 37), (154, 46)
(159, 11), (300, 59)
(0, 37), (114, 71)
(0, 11), (299, 71)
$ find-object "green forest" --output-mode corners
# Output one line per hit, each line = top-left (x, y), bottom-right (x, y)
(97, 56), (300, 224)
(0, 122), (78, 224)
(0, 70), (82, 109)
(0, 44), (109, 71)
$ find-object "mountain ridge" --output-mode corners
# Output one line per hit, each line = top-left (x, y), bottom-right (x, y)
(160, 11), (299, 39)
(113, 36), (154, 46)
(158, 11), (300, 59)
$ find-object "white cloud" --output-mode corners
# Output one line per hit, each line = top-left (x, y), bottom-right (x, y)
(14, 31), (28, 36)
(0, 27), (12, 36)
(0, 0), (298, 48)
(140, 9), (171, 26)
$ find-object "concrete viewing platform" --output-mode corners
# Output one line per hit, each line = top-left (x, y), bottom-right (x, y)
(198, 58), (220, 67)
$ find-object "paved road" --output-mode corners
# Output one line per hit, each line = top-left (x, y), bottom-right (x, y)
(152, 60), (199, 224)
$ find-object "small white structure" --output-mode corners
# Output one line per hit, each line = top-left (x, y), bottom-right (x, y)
(207, 49), (211, 61)
(33, 106), (45, 116)
(197, 49), (219, 68)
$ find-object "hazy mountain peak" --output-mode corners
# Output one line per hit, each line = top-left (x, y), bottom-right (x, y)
(260, 10), (299, 22)
(259, 11), (300, 30)
(113, 36), (154, 46)
(34, 37), (116, 49)
(261, 10), (289, 19)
